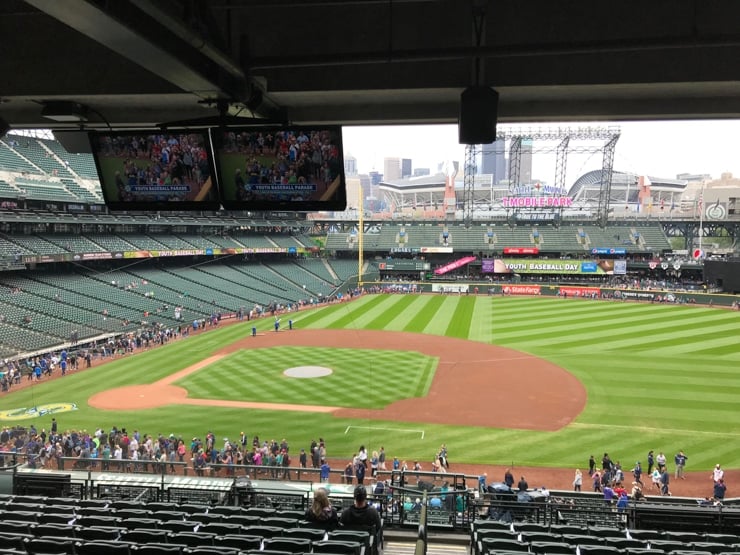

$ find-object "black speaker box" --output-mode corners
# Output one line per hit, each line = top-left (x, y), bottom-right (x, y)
(458, 86), (499, 145)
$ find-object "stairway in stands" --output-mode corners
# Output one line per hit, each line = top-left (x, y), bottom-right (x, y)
(384, 539), (469, 555)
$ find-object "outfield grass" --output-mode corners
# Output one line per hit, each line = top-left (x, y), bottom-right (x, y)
(2, 295), (739, 470)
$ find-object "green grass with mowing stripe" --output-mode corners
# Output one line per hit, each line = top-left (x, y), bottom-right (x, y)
(2, 294), (739, 470)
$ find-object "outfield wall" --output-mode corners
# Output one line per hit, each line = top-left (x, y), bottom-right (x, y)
(369, 281), (740, 307)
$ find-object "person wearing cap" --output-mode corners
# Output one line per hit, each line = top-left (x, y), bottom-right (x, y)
(340, 485), (382, 531)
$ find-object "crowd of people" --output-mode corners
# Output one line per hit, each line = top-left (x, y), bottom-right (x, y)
(99, 133), (213, 203)
(573, 450), (728, 506)
(224, 129), (342, 204)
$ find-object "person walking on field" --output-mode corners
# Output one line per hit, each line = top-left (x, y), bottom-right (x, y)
(713, 464), (724, 483)
(573, 469), (582, 492)
(674, 450), (688, 479)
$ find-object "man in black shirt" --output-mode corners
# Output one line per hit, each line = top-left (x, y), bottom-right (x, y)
(517, 476), (529, 492)
(341, 485), (382, 531)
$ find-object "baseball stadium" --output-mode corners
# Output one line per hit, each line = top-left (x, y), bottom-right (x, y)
(0, 124), (739, 552)
(4, 2), (740, 554)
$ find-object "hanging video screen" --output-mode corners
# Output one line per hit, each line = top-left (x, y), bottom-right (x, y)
(90, 130), (220, 211)
(215, 126), (347, 212)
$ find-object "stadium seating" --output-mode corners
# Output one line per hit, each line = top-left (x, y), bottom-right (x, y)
(264, 260), (335, 295)
(14, 178), (80, 203)
(36, 137), (99, 179)
(11, 138), (74, 178)
(38, 234), (107, 253)
(0, 139), (40, 173)
(327, 258), (364, 282)
(0, 178), (21, 198)
(2, 234), (62, 255)
(123, 235), (171, 250)
(324, 222), (673, 253)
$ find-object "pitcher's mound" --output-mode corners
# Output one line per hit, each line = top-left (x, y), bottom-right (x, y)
(284, 366), (333, 378)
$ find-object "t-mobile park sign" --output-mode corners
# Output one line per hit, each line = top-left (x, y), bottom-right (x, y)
(502, 196), (573, 208)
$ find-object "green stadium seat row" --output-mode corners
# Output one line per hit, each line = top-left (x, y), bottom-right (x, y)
(38, 234), (107, 253)
(326, 223), (672, 253)
(82, 269), (214, 321)
(37, 136), (100, 179)
(296, 258), (339, 284)
(264, 261), (336, 295)
(326, 259), (364, 282)
(0, 140), (41, 173)
(2, 234), (63, 255)
(9, 138), (75, 179)
(268, 234), (312, 249)
(187, 265), (291, 307)
(15, 179), (80, 202)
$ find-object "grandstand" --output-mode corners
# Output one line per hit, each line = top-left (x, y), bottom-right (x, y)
(326, 223), (672, 254)
(0, 132), (700, 357)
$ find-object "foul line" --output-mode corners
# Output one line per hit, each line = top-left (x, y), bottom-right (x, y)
(345, 425), (425, 440)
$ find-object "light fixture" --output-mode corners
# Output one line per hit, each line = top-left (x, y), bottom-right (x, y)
(41, 101), (89, 123)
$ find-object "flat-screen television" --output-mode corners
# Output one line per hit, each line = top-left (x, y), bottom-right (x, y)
(89, 130), (220, 211)
(214, 126), (347, 212)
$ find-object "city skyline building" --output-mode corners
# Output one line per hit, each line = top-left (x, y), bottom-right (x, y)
(383, 157), (401, 181)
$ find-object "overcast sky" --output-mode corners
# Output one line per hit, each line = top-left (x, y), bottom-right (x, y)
(343, 120), (740, 184)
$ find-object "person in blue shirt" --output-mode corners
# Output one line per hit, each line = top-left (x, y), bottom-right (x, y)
(616, 491), (629, 512)
(320, 459), (331, 481)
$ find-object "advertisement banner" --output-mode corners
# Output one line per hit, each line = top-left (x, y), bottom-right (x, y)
(434, 256), (477, 275)
(558, 286), (601, 297)
(591, 247), (627, 255)
(613, 290), (657, 301)
(501, 196), (573, 208)
(502, 284), (541, 295)
(71, 252), (113, 261)
(379, 260), (429, 271)
(503, 247), (540, 255)
(481, 259), (495, 273)
(492, 259), (611, 274)
(613, 260), (627, 275)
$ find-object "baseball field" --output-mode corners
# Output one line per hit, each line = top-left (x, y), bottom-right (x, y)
(2, 294), (739, 474)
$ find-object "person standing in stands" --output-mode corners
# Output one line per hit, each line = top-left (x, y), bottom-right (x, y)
(503, 468), (514, 489)
(340, 485), (382, 531)
(714, 478), (727, 501)
(517, 476), (529, 492)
